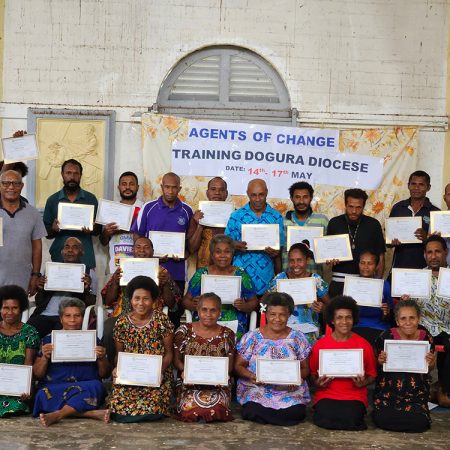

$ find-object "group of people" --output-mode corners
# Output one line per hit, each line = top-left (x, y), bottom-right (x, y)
(0, 152), (449, 432)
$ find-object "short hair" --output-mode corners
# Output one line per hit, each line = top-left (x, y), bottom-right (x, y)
(207, 177), (228, 190)
(197, 292), (222, 310)
(126, 275), (159, 301)
(0, 285), (29, 313)
(58, 297), (86, 317)
(325, 295), (359, 329)
(162, 172), (180, 184)
(408, 170), (430, 185)
(288, 240), (313, 259)
(289, 182), (314, 198)
(394, 299), (421, 320)
(263, 292), (295, 315)
(0, 170), (22, 183)
(119, 171), (139, 184)
(344, 188), (368, 204)
(358, 249), (380, 266)
(134, 236), (153, 248)
(61, 159), (83, 175)
(10, 162), (28, 177)
(209, 234), (235, 255)
(424, 234), (447, 251)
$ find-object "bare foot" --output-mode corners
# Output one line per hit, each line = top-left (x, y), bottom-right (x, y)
(39, 412), (60, 427)
(82, 409), (111, 423)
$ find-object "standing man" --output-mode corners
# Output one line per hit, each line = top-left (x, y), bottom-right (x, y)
(43, 159), (100, 271)
(327, 188), (385, 297)
(443, 182), (450, 266)
(283, 181), (328, 275)
(389, 170), (440, 270)
(225, 178), (285, 296)
(188, 176), (229, 268)
(0, 170), (46, 295)
(99, 171), (143, 273)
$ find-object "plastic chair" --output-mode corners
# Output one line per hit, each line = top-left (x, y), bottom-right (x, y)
(185, 310), (193, 323)
(249, 311), (257, 331)
(82, 304), (105, 340)
(21, 306), (36, 323)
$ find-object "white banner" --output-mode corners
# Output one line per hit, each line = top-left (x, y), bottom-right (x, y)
(171, 120), (383, 197)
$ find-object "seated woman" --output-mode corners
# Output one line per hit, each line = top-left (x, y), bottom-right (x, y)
(310, 295), (377, 431)
(109, 276), (174, 423)
(372, 300), (435, 432)
(268, 241), (329, 345)
(0, 285), (40, 417)
(174, 293), (235, 422)
(32, 298), (110, 427)
(235, 292), (311, 426)
(352, 250), (393, 347)
(183, 234), (258, 340)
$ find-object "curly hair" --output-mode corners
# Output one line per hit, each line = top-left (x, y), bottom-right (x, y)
(0, 285), (29, 313)
(325, 295), (359, 329)
(262, 292), (295, 315)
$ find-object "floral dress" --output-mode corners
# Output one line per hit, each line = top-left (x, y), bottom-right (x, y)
(109, 310), (174, 420)
(0, 323), (40, 416)
(174, 323), (235, 422)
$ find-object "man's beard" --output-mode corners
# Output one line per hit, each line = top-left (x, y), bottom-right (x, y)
(64, 180), (80, 192)
(121, 191), (137, 201)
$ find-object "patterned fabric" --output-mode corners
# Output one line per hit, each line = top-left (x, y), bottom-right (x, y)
(187, 266), (256, 340)
(0, 323), (40, 417)
(236, 329), (311, 409)
(109, 311), (174, 417)
(174, 323), (235, 422)
(225, 203), (285, 295)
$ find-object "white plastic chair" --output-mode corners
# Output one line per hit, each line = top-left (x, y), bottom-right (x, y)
(185, 310), (193, 323)
(82, 304), (105, 340)
(163, 306), (169, 315)
(185, 309), (257, 330)
(21, 306), (36, 323)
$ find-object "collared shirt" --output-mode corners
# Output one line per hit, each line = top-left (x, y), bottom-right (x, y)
(43, 188), (99, 269)
(224, 202), (285, 295)
(389, 197), (440, 269)
(132, 196), (193, 281)
(282, 209), (328, 275)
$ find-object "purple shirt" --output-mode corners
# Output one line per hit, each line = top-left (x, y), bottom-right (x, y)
(132, 196), (193, 281)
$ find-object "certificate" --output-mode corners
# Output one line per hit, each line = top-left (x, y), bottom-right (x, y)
(0, 364), (32, 396)
(201, 274), (241, 304)
(437, 267), (450, 299)
(256, 359), (301, 385)
(1, 133), (39, 163)
(44, 262), (85, 293)
(116, 352), (162, 387)
(385, 217), (421, 243)
(51, 330), (97, 362)
(383, 340), (430, 373)
(95, 199), (134, 231)
(391, 269), (432, 298)
(241, 224), (280, 250)
(184, 356), (229, 386)
(149, 231), (185, 258)
(286, 226), (323, 256)
(119, 258), (159, 286)
(430, 211), (450, 237)
(0, 217), (3, 247)
(276, 278), (317, 305)
(343, 276), (384, 307)
(199, 201), (234, 227)
(57, 203), (94, 230)
(318, 349), (364, 377)
(313, 234), (352, 263)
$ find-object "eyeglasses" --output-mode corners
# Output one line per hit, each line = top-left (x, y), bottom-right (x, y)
(0, 181), (23, 188)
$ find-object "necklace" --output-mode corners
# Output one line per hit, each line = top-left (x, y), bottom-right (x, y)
(346, 217), (361, 250)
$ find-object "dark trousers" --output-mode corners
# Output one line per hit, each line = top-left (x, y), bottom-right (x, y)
(328, 281), (344, 298)
(313, 399), (367, 431)
(241, 401), (306, 426)
(103, 316), (119, 365)
(372, 408), (430, 433)
(434, 332), (450, 395)
(27, 315), (62, 338)
(352, 327), (383, 349)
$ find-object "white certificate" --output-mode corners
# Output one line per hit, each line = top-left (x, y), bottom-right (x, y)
(51, 330), (97, 362)
(343, 276), (384, 307)
(383, 340), (430, 373)
(256, 359), (301, 385)
(149, 231), (185, 258)
(0, 217), (3, 247)
(217, 320), (239, 334)
(199, 201), (234, 227)
(276, 278), (317, 305)
(1, 133), (39, 163)
(44, 262), (85, 293)
(0, 364), (32, 396)
(116, 352), (162, 387)
(241, 224), (280, 250)
(391, 269), (432, 298)
(437, 267), (450, 299)
(95, 199), (134, 231)
(184, 355), (229, 386)
(313, 234), (352, 263)
(430, 211), (450, 237)
(57, 203), (95, 230)
(319, 349), (364, 377)
(385, 217), (421, 243)
(286, 226), (323, 256)
(201, 274), (241, 304)
(119, 258), (159, 286)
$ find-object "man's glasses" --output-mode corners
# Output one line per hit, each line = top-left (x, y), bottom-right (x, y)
(0, 181), (23, 188)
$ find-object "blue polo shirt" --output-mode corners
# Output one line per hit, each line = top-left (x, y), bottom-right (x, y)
(132, 196), (193, 281)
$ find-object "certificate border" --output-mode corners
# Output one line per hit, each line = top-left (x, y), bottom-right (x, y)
(184, 355), (229, 386)
(383, 340), (429, 374)
(148, 231), (185, 258)
(318, 349), (364, 377)
(198, 201), (234, 228)
(313, 234), (353, 264)
(116, 352), (162, 387)
(286, 225), (323, 251)
(437, 267), (450, 299)
(0, 217), (3, 247)
(276, 277), (317, 305)
(51, 330), (97, 362)
(241, 224), (280, 250)
(200, 274), (241, 304)
(57, 203), (95, 231)
(391, 268), (432, 298)
(385, 217), (422, 244)
(0, 363), (32, 396)
(256, 358), (301, 385)
(2, 133), (39, 163)
(44, 262), (86, 293)
(430, 211), (450, 237)
(95, 198), (134, 231)
(119, 257), (159, 286)
(343, 276), (384, 307)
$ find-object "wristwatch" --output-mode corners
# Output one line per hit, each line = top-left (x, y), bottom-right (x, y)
(31, 272), (42, 277)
